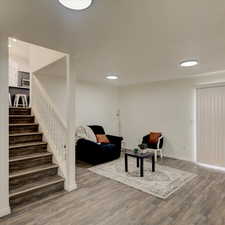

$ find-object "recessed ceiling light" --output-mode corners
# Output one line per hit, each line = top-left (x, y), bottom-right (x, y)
(12, 38), (17, 42)
(58, 0), (93, 10)
(180, 60), (199, 67)
(106, 75), (118, 80)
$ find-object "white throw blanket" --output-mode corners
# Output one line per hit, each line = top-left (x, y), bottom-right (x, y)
(75, 125), (97, 143)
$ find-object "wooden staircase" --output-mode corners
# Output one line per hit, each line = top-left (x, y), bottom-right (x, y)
(9, 107), (64, 208)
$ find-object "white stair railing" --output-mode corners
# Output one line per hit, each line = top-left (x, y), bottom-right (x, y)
(32, 76), (67, 177)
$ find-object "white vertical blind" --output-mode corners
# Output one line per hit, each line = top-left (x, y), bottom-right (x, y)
(197, 85), (225, 167)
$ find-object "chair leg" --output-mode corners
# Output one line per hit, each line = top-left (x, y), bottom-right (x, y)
(24, 96), (28, 107)
(22, 97), (25, 108)
(154, 150), (157, 162)
(8, 94), (12, 107)
(14, 96), (18, 107)
(160, 149), (163, 159)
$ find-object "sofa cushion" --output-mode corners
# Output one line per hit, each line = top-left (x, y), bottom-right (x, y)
(96, 134), (110, 143)
(149, 132), (161, 145)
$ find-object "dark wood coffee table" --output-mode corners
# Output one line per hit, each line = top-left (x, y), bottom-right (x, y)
(125, 150), (155, 177)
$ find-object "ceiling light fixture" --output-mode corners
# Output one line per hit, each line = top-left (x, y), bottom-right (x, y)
(180, 60), (199, 67)
(12, 38), (17, 42)
(106, 75), (118, 80)
(8, 44), (12, 48)
(58, 0), (93, 10)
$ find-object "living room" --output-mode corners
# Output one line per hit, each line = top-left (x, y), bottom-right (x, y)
(1, 0), (225, 224)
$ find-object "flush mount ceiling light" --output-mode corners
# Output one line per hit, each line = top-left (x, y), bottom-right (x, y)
(180, 60), (199, 67)
(106, 73), (119, 80)
(58, 0), (93, 10)
(106, 75), (118, 80)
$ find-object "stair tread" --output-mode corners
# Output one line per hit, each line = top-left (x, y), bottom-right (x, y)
(9, 164), (58, 179)
(9, 107), (31, 109)
(9, 132), (43, 137)
(9, 175), (64, 197)
(9, 141), (47, 149)
(10, 152), (52, 162)
(9, 123), (38, 126)
(9, 115), (34, 117)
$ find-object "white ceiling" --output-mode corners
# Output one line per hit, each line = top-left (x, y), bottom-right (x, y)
(1, 0), (225, 86)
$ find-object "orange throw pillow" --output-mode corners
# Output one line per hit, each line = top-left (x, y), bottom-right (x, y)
(96, 134), (110, 144)
(149, 132), (161, 144)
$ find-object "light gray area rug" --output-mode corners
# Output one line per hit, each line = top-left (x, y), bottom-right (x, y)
(89, 158), (197, 199)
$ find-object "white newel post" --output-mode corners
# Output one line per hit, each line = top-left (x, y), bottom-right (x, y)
(64, 55), (77, 191)
(0, 35), (11, 217)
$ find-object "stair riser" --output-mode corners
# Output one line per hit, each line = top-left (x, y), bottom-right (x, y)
(10, 181), (64, 208)
(9, 125), (39, 134)
(9, 117), (35, 124)
(9, 108), (31, 115)
(10, 155), (52, 172)
(10, 144), (47, 157)
(10, 134), (43, 145)
(9, 167), (58, 190)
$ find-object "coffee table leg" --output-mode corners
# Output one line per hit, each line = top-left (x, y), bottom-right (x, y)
(140, 158), (144, 177)
(125, 154), (128, 172)
(137, 157), (139, 168)
(152, 155), (155, 172)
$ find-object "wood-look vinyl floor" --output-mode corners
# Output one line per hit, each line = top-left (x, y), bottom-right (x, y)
(1, 158), (225, 225)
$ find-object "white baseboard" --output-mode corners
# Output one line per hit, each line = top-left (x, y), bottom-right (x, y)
(0, 206), (11, 218)
(197, 162), (225, 172)
(164, 154), (194, 163)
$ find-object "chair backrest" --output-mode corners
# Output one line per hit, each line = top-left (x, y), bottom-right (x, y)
(89, 125), (105, 135)
(149, 132), (162, 145)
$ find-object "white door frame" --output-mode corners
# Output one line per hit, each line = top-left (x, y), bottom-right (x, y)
(0, 36), (11, 217)
(65, 54), (77, 191)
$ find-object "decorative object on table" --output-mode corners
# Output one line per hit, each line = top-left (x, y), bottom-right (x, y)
(142, 132), (164, 162)
(89, 158), (197, 199)
(138, 143), (148, 154)
(133, 148), (139, 154)
(125, 149), (155, 177)
(138, 143), (147, 150)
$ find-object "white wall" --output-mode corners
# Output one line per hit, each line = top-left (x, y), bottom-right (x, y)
(33, 57), (67, 119)
(36, 75), (67, 118)
(8, 55), (30, 86)
(76, 81), (119, 136)
(34, 75), (67, 119)
(30, 44), (66, 73)
(0, 35), (10, 217)
(119, 72), (225, 162)
(8, 40), (30, 87)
